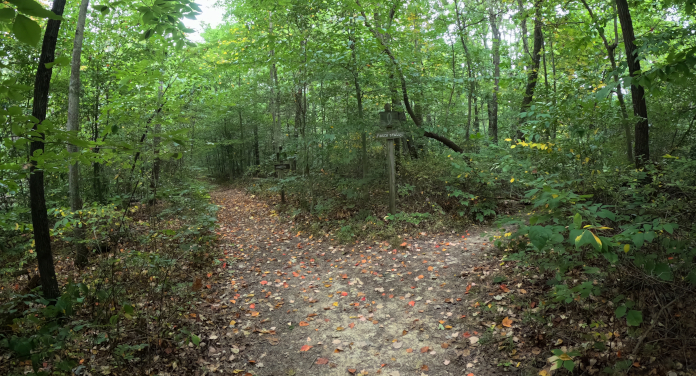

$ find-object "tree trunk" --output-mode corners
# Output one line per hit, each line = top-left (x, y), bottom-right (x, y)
(615, 0), (649, 167)
(30, 0), (67, 301)
(68, 0), (90, 268)
(516, 0), (530, 58)
(358, 1), (463, 153)
(150, 82), (163, 204)
(488, 8), (501, 143)
(516, 0), (543, 141)
(581, 0), (632, 162)
(454, 0), (474, 142)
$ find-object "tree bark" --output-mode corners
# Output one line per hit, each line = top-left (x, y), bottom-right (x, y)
(30, 0), (68, 301)
(68, 0), (90, 268)
(615, 0), (649, 167)
(488, 8), (501, 143)
(516, 0), (543, 141)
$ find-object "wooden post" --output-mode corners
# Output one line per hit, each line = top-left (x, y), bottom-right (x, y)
(377, 106), (405, 214)
(386, 130), (396, 214)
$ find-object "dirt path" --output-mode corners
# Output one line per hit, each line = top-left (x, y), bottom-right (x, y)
(194, 189), (502, 376)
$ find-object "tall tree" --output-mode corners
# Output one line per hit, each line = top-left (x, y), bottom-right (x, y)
(516, 0), (543, 140)
(488, 6), (501, 143)
(68, 0), (91, 268)
(615, 0), (650, 167)
(30, 0), (68, 300)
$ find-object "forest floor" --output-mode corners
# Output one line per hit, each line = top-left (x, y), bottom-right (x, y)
(178, 187), (527, 376)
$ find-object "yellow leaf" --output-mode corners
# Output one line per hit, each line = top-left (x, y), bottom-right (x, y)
(510, 145), (516, 148)
(505, 138), (512, 141)
(333, 302), (338, 306)
(592, 232), (602, 247)
(510, 178), (515, 183)
(575, 234), (583, 243)
(559, 353), (573, 361)
(552, 194), (559, 198)
(624, 244), (630, 253)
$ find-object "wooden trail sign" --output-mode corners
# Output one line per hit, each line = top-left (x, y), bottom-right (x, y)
(377, 106), (406, 214)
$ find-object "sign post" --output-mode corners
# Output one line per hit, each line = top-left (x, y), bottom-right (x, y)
(377, 106), (405, 214)
(275, 147), (289, 204)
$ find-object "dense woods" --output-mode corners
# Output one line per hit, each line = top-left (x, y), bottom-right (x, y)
(1, 0), (696, 374)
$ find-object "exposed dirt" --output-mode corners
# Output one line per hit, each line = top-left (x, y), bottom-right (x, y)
(174, 188), (511, 376)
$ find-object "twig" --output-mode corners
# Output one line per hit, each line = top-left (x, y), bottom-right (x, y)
(624, 295), (680, 373)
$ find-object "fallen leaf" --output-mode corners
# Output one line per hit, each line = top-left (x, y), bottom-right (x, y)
(500, 284), (510, 292)
(441, 342), (449, 349)
(260, 280), (268, 285)
(406, 348), (413, 353)
(421, 365), (429, 371)
(299, 321), (309, 327)
(420, 346), (429, 353)
(348, 369), (357, 374)
(502, 317), (513, 327)
(316, 358), (329, 365)
(465, 284), (471, 294)
(300, 345), (312, 352)
(408, 301), (415, 307)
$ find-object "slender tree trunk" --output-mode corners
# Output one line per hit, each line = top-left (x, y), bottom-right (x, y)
(150, 82), (163, 204)
(581, 0), (632, 162)
(359, 2), (463, 153)
(68, 0), (90, 268)
(615, 0), (649, 167)
(30, 0), (67, 301)
(453, 0), (474, 142)
(516, 0), (530, 58)
(516, 0), (543, 141)
(488, 8), (501, 143)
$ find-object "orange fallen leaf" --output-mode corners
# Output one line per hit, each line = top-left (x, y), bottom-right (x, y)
(348, 323), (355, 329)
(502, 317), (513, 327)
(420, 346), (430, 353)
(316, 358), (329, 365)
(406, 348), (413, 353)
(500, 284), (510, 293)
(408, 301), (415, 307)
(299, 321), (309, 327)
(251, 311), (259, 317)
(465, 284), (471, 294)
(260, 280), (268, 285)
(300, 345), (312, 352)
(418, 275), (424, 279)
(421, 365), (429, 371)
(441, 342), (450, 349)
(401, 242), (407, 246)
(427, 266), (433, 271)
(348, 369), (357, 374)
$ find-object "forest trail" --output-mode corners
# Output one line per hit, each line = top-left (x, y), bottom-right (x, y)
(195, 188), (503, 376)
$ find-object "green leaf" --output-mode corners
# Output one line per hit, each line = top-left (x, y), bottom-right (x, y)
(626, 310), (643, 326)
(528, 225), (552, 250)
(632, 232), (644, 248)
(653, 263), (673, 281)
(45, 56), (70, 69)
(563, 360), (575, 372)
(573, 213), (582, 229)
(0, 8), (16, 20)
(615, 305), (626, 318)
(190, 334), (200, 346)
(662, 223), (674, 234)
(9, 0), (61, 20)
(597, 209), (616, 221)
(12, 14), (41, 46)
